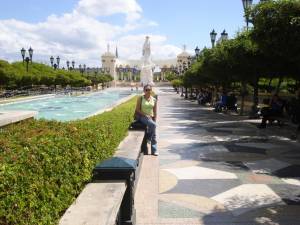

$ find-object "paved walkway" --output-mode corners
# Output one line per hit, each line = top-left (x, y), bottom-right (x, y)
(135, 87), (300, 225)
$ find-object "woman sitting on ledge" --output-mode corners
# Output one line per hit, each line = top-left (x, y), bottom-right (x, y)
(135, 84), (158, 156)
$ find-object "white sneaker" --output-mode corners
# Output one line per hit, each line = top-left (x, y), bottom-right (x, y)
(153, 152), (159, 156)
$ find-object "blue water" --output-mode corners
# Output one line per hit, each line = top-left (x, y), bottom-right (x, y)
(0, 89), (135, 121)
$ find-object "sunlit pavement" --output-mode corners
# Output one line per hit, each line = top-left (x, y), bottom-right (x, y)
(135, 87), (300, 225)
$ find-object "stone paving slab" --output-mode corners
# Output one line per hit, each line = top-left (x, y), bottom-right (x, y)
(135, 87), (300, 225)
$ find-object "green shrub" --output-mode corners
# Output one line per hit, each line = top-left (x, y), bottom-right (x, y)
(0, 97), (136, 225)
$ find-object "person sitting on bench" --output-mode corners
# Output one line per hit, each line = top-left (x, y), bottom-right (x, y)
(134, 84), (158, 156)
(226, 93), (238, 112)
(258, 94), (284, 128)
(214, 91), (228, 112)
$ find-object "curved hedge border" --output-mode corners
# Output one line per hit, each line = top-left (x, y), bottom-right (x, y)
(0, 97), (136, 225)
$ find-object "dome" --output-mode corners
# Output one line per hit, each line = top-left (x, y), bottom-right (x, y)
(177, 51), (191, 58)
(102, 51), (115, 57)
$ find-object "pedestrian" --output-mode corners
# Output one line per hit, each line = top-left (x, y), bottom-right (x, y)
(134, 84), (158, 155)
(258, 94), (284, 128)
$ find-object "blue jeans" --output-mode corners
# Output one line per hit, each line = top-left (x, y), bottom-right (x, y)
(139, 116), (157, 153)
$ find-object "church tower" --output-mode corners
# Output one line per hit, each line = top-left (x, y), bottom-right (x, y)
(101, 44), (116, 80)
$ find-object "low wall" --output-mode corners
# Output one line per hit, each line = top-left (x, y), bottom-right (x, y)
(59, 130), (145, 225)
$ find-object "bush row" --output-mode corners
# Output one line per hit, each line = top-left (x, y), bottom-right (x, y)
(0, 96), (136, 225)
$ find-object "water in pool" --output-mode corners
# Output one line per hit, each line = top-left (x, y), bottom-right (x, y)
(0, 88), (135, 121)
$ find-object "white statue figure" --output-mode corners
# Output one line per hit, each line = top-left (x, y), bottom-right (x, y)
(140, 36), (154, 86)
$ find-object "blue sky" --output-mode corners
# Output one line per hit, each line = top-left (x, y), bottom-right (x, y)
(0, 0), (260, 66)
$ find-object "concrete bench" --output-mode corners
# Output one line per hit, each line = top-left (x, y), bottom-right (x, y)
(0, 111), (37, 127)
(92, 130), (145, 225)
(59, 130), (145, 225)
(59, 181), (126, 225)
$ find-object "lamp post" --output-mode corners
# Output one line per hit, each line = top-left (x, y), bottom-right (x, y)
(71, 61), (75, 69)
(66, 60), (70, 70)
(56, 56), (60, 69)
(210, 29), (217, 48)
(242, 0), (253, 31)
(221, 29), (228, 41)
(50, 56), (54, 68)
(28, 47), (33, 61)
(20, 47), (33, 72)
(195, 46), (200, 59)
(79, 64), (82, 74)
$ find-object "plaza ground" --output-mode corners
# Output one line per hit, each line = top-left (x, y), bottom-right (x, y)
(135, 87), (300, 225)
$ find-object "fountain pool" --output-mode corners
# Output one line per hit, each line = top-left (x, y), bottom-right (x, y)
(0, 89), (136, 121)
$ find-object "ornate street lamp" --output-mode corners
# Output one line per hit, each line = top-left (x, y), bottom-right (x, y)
(20, 47), (33, 72)
(28, 47), (33, 62)
(50, 56), (54, 67)
(21, 48), (26, 63)
(221, 29), (228, 41)
(56, 56), (60, 69)
(195, 46), (200, 58)
(71, 60), (75, 69)
(66, 60), (70, 70)
(242, 0), (253, 30)
(210, 29), (217, 48)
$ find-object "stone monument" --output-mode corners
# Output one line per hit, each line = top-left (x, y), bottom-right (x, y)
(140, 36), (154, 86)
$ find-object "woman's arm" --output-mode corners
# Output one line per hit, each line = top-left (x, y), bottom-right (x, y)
(153, 99), (157, 121)
(135, 96), (145, 117)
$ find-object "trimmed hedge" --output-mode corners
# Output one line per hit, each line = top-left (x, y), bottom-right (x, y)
(0, 97), (136, 225)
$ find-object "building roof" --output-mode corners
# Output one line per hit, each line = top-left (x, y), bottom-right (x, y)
(177, 51), (191, 58)
(102, 51), (115, 58)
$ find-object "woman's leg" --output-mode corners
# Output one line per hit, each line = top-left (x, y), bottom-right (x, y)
(139, 116), (157, 142)
(139, 116), (158, 154)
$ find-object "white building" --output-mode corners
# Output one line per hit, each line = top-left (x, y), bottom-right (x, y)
(100, 45), (192, 81)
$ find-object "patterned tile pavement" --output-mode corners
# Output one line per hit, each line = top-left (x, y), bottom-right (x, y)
(135, 87), (300, 225)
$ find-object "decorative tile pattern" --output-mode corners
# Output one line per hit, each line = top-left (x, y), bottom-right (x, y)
(158, 200), (204, 218)
(281, 178), (300, 186)
(244, 158), (290, 174)
(212, 184), (284, 216)
(164, 166), (238, 180)
(135, 87), (300, 225)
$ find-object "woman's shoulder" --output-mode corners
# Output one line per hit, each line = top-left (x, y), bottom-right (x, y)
(151, 95), (157, 102)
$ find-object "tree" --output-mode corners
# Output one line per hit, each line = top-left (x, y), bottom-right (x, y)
(250, 0), (300, 76)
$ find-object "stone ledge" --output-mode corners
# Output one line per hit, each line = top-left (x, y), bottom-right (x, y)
(59, 181), (126, 225)
(0, 111), (37, 127)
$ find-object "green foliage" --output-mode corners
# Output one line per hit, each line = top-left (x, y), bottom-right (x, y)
(0, 61), (101, 89)
(250, 0), (300, 75)
(171, 79), (182, 88)
(85, 73), (112, 86)
(0, 97), (137, 225)
(164, 71), (177, 81)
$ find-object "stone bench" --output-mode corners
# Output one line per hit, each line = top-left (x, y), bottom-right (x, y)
(0, 111), (37, 127)
(59, 181), (126, 225)
(59, 130), (145, 225)
(93, 130), (145, 225)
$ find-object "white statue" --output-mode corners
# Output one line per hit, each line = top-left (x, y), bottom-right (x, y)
(140, 36), (154, 86)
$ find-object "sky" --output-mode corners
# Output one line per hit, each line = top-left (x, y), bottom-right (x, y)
(0, 0), (260, 67)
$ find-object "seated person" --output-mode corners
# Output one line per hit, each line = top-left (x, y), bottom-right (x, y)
(134, 84), (158, 155)
(214, 92), (228, 112)
(258, 94), (284, 128)
(226, 93), (238, 112)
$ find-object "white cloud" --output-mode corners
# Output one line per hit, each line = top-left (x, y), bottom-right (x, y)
(0, 0), (180, 67)
(75, 0), (142, 22)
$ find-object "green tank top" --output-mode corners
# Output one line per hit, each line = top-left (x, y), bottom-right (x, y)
(141, 95), (156, 117)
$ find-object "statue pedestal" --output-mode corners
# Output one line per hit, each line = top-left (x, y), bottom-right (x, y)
(140, 65), (154, 86)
